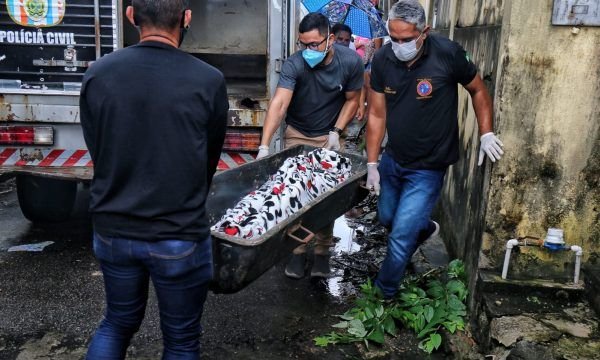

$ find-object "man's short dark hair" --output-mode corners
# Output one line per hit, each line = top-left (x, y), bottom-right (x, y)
(132, 0), (189, 30)
(299, 12), (331, 37)
(332, 23), (352, 36)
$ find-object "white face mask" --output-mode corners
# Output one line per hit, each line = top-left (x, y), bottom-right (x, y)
(391, 33), (423, 62)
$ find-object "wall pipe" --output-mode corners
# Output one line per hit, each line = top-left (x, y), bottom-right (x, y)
(501, 237), (583, 285)
(571, 245), (583, 284)
(501, 239), (519, 279)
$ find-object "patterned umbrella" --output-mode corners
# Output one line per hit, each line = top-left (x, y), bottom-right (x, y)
(302, 0), (388, 39)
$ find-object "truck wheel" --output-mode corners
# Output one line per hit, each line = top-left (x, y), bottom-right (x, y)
(16, 175), (77, 223)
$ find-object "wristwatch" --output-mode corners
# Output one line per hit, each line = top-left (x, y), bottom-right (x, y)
(332, 126), (343, 135)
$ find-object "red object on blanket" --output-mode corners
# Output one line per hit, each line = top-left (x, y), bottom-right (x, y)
(321, 161), (333, 169)
(272, 183), (286, 195)
(225, 227), (239, 236)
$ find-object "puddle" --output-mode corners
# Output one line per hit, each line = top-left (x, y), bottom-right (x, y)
(333, 216), (363, 255)
(326, 216), (365, 298)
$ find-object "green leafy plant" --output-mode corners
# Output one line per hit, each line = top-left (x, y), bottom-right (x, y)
(314, 259), (468, 354)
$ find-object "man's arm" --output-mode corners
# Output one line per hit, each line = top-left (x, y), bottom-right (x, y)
(207, 79), (229, 185)
(338, 54), (366, 130)
(259, 87), (294, 147)
(79, 75), (98, 161)
(464, 74), (504, 165)
(464, 74), (493, 135)
(366, 89), (386, 163)
(334, 89), (361, 130)
(356, 80), (367, 121)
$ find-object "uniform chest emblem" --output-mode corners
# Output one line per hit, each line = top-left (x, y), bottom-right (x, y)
(416, 79), (433, 98)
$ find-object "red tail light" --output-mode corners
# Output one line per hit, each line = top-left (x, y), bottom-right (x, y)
(0, 126), (54, 145)
(223, 128), (261, 152)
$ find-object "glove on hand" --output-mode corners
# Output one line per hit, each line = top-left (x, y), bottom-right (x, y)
(366, 163), (380, 196)
(355, 103), (366, 122)
(478, 132), (504, 166)
(326, 131), (341, 151)
(256, 145), (270, 160)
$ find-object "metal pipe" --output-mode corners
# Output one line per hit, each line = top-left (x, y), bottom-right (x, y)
(501, 239), (519, 279)
(518, 236), (543, 247)
(94, 0), (101, 59)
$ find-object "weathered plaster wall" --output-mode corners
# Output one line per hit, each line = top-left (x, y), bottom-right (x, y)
(482, 0), (600, 277)
(433, 0), (599, 283)
(432, 0), (504, 308)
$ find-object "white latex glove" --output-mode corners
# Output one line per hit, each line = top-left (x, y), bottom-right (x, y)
(355, 103), (366, 121)
(366, 163), (380, 196)
(326, 131), (341, 151)
(256, 145), (269, 159)
(478, 132), (504, 166)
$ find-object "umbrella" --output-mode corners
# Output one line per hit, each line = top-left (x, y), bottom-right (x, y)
(302, 0), (388, 39)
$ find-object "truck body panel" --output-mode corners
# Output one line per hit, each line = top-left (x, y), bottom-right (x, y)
(0, 0), (299, 221)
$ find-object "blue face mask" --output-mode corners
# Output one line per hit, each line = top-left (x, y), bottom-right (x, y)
(302, 48), (327, 68)
(301, 34), (330, 68)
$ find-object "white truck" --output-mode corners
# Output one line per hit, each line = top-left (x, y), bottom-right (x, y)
(0, 0), (307, 222)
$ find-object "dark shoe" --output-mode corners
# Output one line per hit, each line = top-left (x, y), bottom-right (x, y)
(285, 253), (306, 279)
(418, 220), (440, 246)
(310, 254), (331, 278)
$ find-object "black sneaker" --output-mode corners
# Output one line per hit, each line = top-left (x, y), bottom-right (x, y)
(310, 254), (331, 278)
(284, 253), (306, 279)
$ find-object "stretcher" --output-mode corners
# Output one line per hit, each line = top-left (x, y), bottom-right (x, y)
(207, 145), (368, 293)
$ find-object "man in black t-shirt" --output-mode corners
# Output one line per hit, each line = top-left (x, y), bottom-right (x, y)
(81, 0), (227, 357)
(366, 0), (504, 299)
(257, 13), (363, 280)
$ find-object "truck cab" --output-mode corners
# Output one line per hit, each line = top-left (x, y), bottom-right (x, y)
(0, 0), (299, 222)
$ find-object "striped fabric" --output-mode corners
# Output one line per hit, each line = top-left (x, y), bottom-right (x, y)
(212, 149), (352, 240)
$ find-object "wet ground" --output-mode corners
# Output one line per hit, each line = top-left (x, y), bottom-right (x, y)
(0, 177), (440, 359)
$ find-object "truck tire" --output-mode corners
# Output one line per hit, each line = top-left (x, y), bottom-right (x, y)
(16, 175), (77, 223)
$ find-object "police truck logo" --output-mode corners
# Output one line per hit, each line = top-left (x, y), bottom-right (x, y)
(24, 0), (48, 22)
(7, 0), (66, 27)
(416, 79), (433, 98)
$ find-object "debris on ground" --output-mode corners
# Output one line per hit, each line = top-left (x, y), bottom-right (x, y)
(0, 178), (15, 197)
(8, 241), (54, 252)
(334, 194), (386, 284)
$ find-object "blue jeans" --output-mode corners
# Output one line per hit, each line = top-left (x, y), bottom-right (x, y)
(374, 153), (446, 298)
(86, 232), (213, 360)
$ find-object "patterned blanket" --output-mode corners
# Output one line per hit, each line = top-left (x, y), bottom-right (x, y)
(211, 148), (352, 240)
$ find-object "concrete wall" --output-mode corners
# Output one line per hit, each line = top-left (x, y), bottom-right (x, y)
(433, 0), (599, 286)
(482, 0), (600, 278)
(431, 0), (504, 308)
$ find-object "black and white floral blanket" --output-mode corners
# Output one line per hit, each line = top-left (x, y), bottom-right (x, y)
(211, 148), (352, 240)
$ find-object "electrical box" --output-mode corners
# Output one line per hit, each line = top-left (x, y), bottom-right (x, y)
(553, 0), (600, 26)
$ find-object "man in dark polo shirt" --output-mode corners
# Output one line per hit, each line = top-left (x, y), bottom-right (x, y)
(257, 13), (363, 279)
(366, 0), (504, 298)
(80, 0), (228, 357)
